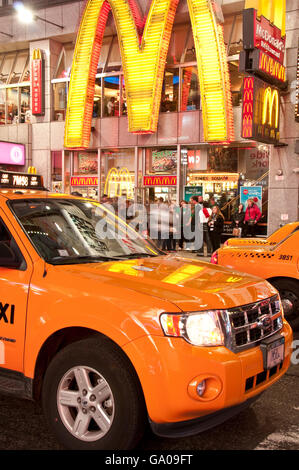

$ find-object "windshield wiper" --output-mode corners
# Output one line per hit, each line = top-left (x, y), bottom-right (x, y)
(115, 253), (160, 259)
(49, 255), (124, 265)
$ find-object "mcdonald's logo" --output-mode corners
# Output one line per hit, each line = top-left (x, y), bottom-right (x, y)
(104, 167), (134, 199)
(28, 166), (37, 174)
(71, 176), (98, 186)
(64, 0), (234, 149)
(259, 52), (286, 83)
(143, 175), (177, 186)
(262, 86), (279, 129)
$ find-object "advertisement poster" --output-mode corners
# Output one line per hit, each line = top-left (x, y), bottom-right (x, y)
(78, 152), (98, 174)
(240, 186), (263, 211)
(184, 186), (203, 202)
(152, 150), (177, 173)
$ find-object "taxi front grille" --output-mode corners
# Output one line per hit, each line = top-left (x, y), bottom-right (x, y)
(245, 360), (284, 393)
(222, 295), (283, 352)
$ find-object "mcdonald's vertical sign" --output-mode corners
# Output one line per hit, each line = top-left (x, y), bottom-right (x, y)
(64, 0), (234, 149)
(242, 76), (280, 144)
(239, 0), (287, 89)
(31, 49), (45, 116)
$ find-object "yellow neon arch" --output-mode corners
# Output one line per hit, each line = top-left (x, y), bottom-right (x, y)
(262, 87), (279, 129)
(64, 0), (234, 149)
(104, 167), (134, 199)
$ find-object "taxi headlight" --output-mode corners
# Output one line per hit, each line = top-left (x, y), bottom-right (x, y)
(160, 311), (224, 347)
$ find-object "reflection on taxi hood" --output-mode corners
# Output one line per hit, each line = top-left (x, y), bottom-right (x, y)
(57, 255), (276, 312)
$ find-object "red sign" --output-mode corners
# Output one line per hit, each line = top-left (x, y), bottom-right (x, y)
(187, 150), (201, 170)
(71, 176), (98, 186)
(258, 51), (286, 83)
(243, 9), (285, 65)
(31, 49), (44, 115)
(241, 76), (280, 144)
(143, 175), (177, 186)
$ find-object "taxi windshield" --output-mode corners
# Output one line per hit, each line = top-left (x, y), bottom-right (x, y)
(9, 198), (160, 264)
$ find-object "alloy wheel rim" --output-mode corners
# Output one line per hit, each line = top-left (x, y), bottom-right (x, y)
(280, 290), (299, 322)
(57, 366), (115, 442)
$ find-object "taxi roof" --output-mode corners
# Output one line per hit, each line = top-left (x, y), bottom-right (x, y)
(0, 189), (81, 200)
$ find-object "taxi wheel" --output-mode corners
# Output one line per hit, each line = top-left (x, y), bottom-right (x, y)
(41, 336), (146, 450)
(271, 279), (299, 330)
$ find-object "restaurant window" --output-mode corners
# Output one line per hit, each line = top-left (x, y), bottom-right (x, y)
(51, 150), (63, 192)
(181, 66), (200, 111)
(0, 50), (30, 124)
(161, 68), (179, 113)
(0, 88), (5, 124)
(229, 61), (243, 107)
(101, 148), (135, 200)
(7, 87), (18, 124)
(103, 76), (120, 117)
(93, 77), (102, 118)
(53, 82), (68, 121)
(52, 44), (74, 121)
(20, 86), (30, 123)
(120, 76), (127, 116)
(73, 151), (98, 176)
(145, 147), (177, 203)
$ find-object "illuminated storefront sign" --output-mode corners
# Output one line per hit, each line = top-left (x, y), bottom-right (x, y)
(188, 173), (239, 183)
(240, 0), (286, 88)
(143, 175), (177, 186)
(239, 49), (286, 87)
(104, 167), (134, 199)
(0, 142), (25, 166)
(71, 176), (98, 186)
(242, 76), (280, 144)
(243, 0), (286, 63)
(31, 49), (45, 115)
(64, 0), (234, 149)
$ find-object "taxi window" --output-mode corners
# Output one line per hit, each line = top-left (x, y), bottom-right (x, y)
(9, 199), (160, 264)
(0, 218), (26, 270)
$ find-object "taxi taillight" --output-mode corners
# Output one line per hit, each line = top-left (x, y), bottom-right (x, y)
(210, 251), (218, 264)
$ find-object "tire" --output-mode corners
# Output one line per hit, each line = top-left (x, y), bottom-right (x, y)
(271, 279), (299, 330)
(41, 336), (146, 450)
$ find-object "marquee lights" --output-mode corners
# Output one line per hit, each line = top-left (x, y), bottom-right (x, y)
(64, 0), (234, 149)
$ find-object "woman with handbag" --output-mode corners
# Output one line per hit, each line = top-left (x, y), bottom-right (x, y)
(232, 203), (245, 237)
(244, 198), (261, 237)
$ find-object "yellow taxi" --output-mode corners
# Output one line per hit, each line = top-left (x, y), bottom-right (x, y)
(224, 222), (299, 248)
(212, 225), (299, 329)
(0, 171), (293, 450)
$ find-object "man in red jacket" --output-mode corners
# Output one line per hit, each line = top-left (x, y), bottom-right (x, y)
(244, 198), (262, 237)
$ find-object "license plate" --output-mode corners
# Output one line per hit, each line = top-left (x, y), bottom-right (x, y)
(261, 337), (285, 370)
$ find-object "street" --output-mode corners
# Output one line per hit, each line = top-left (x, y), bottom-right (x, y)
(0, 331), (298, 451)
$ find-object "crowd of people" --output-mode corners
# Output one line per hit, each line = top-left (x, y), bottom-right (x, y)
(72, 190), (262, 255)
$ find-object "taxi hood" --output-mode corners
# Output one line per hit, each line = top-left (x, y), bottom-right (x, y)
(58, 255), (277, 312)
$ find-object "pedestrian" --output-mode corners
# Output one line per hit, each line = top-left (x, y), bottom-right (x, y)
(232, 203), (245, 237)
(244, 198), (261, 237)
(197, 201), (212, 256)
(207, 205), (224, 252)
(178, 200), (188, 250)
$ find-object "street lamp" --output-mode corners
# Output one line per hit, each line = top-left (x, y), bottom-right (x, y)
(14, 2), (64, 30)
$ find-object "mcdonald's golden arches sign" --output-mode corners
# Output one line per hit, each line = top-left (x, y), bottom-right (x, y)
(64, 0), (234, 149)
(242, 76), (280, 144)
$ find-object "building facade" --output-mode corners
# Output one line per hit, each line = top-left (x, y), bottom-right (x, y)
(0, 0), (297, 235)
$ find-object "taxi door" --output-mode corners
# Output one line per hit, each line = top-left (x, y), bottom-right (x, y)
(0, 211), (33, 372)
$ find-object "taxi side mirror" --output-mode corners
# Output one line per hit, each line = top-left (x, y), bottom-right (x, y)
(0, 241), (22, 269)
